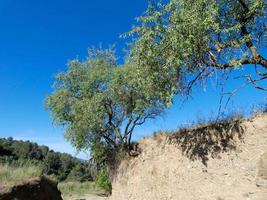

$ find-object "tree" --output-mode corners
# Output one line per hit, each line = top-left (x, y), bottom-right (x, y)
(44, 152), (62, 176)
(39, 145), (49, 157)
(128, 0), (266, 94)
(58, 153), (75, 180)
(46, 48), (166, 159)
(29, 143), (44, 160)
(13, 141), (32, 159)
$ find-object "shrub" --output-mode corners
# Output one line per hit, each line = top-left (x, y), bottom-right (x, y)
(95, 169), (112, 195)
(67, 163), (93, 182)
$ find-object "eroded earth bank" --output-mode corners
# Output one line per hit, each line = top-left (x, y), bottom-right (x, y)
(109, 114), (267, 200)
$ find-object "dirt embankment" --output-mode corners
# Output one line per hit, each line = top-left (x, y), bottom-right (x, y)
(109, 114), (267, 200)
(0, 176), (63, 200)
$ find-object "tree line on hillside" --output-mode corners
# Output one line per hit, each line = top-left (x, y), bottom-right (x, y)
(0, 137), (94, 182)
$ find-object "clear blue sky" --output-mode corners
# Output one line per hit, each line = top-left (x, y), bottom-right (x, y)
(0, 0), (266, 159)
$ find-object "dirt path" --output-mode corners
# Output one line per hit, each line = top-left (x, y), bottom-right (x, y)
(64, 194), (107, 200)
(82, 194), (107, 200)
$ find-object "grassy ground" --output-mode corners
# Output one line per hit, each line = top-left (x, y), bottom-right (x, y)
(0, 164), (104, 199)
(0, 164), (42, 188)
(58, 181), (104, 199)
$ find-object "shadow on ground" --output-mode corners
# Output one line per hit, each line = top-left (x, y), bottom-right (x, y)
(167, 119), (245, 166)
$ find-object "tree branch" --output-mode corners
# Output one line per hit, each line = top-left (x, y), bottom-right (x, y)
(238, 0), (267, 69)
(104, 99), (123, 141)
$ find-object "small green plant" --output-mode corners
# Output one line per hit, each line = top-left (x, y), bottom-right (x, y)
(95, 169), (112, 195)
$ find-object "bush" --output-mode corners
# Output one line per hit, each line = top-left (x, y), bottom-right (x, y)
(95, 169), (112, 195)
(67, 164), (93, 182)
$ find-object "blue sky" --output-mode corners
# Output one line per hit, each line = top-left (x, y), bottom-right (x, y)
(0, 0), (266, 159)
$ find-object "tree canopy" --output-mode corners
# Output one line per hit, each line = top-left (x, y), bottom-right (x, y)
(46, 48), (169, 159)
(129, 0), (266, 93)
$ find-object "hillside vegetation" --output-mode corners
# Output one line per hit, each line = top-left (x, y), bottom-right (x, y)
(0, 138), (93, 182)
(0, 138), (107, 199)
(109, 114), (267, 200)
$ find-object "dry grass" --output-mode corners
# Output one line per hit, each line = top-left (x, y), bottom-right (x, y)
(58, 181), (104, 199)
(0, 164), (42, 188)
(0, 164), (103, 198)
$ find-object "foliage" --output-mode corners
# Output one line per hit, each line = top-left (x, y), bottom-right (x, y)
(46, 48), (167, 168)
(95, 169), (112, 194)
(67, 163), (93, 182)
(128, 0), (267, 97)
(0, 138), (92, 182)
(44, 152), (62, 176)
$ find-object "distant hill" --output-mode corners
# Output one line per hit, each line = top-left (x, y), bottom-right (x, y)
(0, 137), (93, 182)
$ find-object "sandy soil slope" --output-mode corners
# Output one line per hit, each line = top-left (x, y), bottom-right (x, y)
(109, 114), (267, 200)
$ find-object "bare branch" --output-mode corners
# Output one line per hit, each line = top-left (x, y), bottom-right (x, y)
(241, 75), (267, 91)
